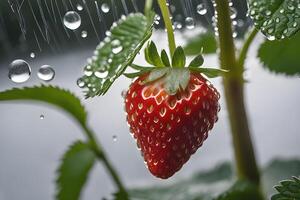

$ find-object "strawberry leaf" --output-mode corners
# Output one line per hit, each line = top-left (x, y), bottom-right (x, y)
(0, 85), (87, 127)
(215, 180), (264, 200)
(172, 46), (186, 68)
(184, 32), (217, 55)
(79, 13), (154, 98)
(146, 41), (164, 67)
(258, 31), (300, 75)
(130, 159), (300, 200)
(190, 67), (229, 78)
(161, 49), (171, 67)
(145, 68), (169, 83)
(56, 141), (96, 200)
(248, 0), (300, 40)
(189, 54), (204, 68)
(124, 71), (149, 79)
(165, 68), (190, 95)
(271, 177), (300, 200)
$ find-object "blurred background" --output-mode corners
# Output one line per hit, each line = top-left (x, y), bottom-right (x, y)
(0, 0), (299, 199)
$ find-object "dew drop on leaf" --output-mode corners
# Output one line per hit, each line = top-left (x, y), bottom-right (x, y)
(112, 135), (118, 142)
(37, 65), (55, 82)
(94, 71), (108, 79)
(77, 78), (85, 88)
(112, 46), (123, 54)
(63, 11), (81, 30)
(8, 59), (31, 83)
(40, 115), (45, 120)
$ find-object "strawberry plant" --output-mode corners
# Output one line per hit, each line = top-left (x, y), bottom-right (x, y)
(1, 0), (300, 199)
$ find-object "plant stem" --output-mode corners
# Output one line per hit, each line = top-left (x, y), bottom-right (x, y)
(144, 0), (153, 16)
(83, 126), (129, 198)
(215, 0), (260, 185)
(238, 28), (258, 68)
(157, 0), (176, 56)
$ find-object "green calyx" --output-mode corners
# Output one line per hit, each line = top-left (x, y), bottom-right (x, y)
(124, 41), (228, 94)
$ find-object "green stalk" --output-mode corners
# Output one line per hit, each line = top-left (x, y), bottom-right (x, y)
(144, 0), (153, 16)
(215, 0), (260, 185)
(157, 0), (176, 55)
(83, 126), (129, 199)
(238, 28), (259, 68)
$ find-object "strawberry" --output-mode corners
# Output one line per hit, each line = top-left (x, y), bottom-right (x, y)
(124, 70), (220, 179)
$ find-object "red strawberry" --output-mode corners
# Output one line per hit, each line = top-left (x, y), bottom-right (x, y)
(124, 70), (220, 179)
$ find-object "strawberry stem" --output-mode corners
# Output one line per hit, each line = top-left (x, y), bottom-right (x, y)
(144, 0), (153, 17)
(157, 0), (176, 56)
(238, 27), (259, 69)
(215, 0), (261, 187)
(83, 126), (129, 199)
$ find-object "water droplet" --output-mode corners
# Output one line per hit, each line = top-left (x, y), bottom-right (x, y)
(77, 78), (85, 88)
(121, 90), (127, 98)
(40, 115), (45, 120)
(185, 17), (195, 29)
(76, 4), (83, 11)
(265, 10), (272, 16)
(267, 35), (275, 41)
(197, 3), (207, 15)
(112, 135), (117, 142)
(37, 65), (55, 82)
(101, 3), (110, 13)
(112, 46), (123, 54)
(8, 59), (31, 83)
(230, 7), (237, 19)
(81, 30), (88, 38)
(174, 21), (183, 30)
(95, 70), (108, 79)
(63, 11), (81, 30)
(30, 52), (35, 58)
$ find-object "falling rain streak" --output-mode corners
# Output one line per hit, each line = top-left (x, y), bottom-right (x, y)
(3, 0), (249, 61)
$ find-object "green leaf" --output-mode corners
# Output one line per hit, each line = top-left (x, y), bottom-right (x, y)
(263, 159), (300, 196)
(124, 71), (149, 79)
(258, 32), (300, 75)
(144, 45), (153, 65)
(190, 67), (229, 78)
(0, 85), (87, 127)
(215, 180), (264, 200)
(184, 32), (217, 56)
(147, 41), (164, 67)
(248, 0), (300, 40)
(130, 159), (300, 200)
(130, 163), (233, 200)
(145, 68), (169, 83)
(172, 46), (186, 68)
(79, 13), (154, 98)
(165, 68), (190, 95)
(56, 141), (96, 200)
(189, 54), (204, 68)
(130, 64), (155, 71)
(271, 177), (300, 200)
(161, 49), (171, 67)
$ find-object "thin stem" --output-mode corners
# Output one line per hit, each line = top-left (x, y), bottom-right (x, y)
(157, 0), (176, 55)
(215, 0), (260, 184)
(83, 126), (128, 198)
(144, 0), (153, 16)
(238, 28), (258, 68)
